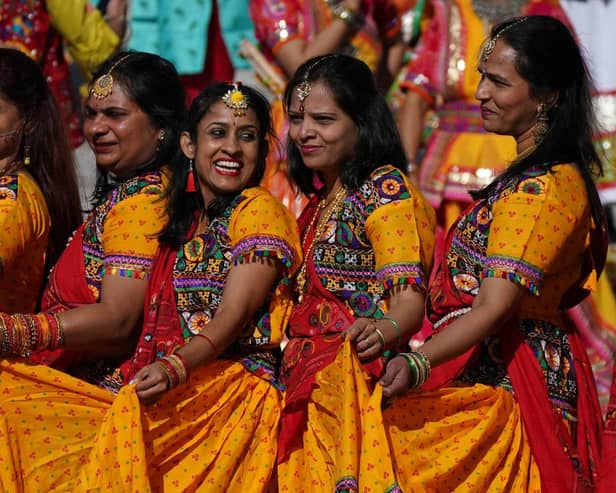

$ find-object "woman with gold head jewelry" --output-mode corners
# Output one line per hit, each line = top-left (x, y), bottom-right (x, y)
(0, 48), (82, 314)
(277, 53), (435, 491)
(0, 50), (185, 490)
(0, 80), (301, 492)
(396, 0), (571, 229)
(381, 16), (606, 492)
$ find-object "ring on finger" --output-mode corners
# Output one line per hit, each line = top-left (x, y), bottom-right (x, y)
(374, 327), (386, 348)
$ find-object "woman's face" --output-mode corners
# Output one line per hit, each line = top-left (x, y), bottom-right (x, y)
(83, 82), (161, 177)
(475, 39), (540, 140)
(0, 94), (22, 165)
(181, 100), (261, 205)
(287, 80), (359, 183)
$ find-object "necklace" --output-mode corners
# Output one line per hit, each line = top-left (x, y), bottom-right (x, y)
(471, 0), (526, 30)
(294, 186), (347, 302)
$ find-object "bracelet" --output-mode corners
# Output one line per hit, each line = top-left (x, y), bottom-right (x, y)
(332, 5), (363, 31)
(193, 332), (219, 355)
(399, 350), (431, 388)
(165, 353), (189, 385)
(155, 358), (179, 389)
(374, 327), (386, 349)
(381, 316), (401, 348)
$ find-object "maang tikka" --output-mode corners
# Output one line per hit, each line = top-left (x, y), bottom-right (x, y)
(222, 83), (248, 117)
(481, 17), (528, 62)
(90, 53), (133, 100)
(295, 54), (336, 112)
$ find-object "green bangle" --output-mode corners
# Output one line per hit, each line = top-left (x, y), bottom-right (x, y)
(399, 352), (420, 388)
(381, 315), (401, 348)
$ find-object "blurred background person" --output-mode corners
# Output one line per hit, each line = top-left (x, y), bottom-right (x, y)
(0, 48), (82, 314)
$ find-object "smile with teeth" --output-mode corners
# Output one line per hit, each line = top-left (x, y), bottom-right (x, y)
(214, 159), (242, 176)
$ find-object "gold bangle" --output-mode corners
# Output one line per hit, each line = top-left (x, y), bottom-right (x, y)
(332, 5), (363, 30)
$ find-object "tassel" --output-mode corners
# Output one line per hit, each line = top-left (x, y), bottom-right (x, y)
(185, 159), (196, 192)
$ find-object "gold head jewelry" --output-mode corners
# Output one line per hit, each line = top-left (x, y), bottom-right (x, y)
(296, 81), (311, 113)
(222, 83), (248, 117)
(295, 54), (337, 113)
(90, 53), (133, 100)
(481, 17), (528, 62)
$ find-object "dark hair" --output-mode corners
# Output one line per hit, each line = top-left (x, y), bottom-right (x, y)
(0, 48), (82, 271)
(159, 82), (275, 248)
(90, 51), (185, 205)
(475, 16), (603, 230)
(283, 54), (407, 195)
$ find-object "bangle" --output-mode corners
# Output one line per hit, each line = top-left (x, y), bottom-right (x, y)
(165, 353), (189, 385)
(381, 316), (401, 348)
(399, 350), (431, 388)
(332, 5), (363, 31)
(156, 358), (180, 389)
(193, 332), (219, 355)
(374, 327), (386, 349)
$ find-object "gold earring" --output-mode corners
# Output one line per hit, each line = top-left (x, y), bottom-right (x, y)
(534, 103), (549, 144)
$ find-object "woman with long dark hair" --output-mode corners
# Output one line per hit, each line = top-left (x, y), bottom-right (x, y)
(382, 16), (606, 492)
(277, 53), (435, 491)
(0, 48), (82, 313)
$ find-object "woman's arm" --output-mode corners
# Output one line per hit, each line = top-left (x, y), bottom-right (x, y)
(132, 257), (279, 402)
(380, 277), (524, 398)
(398, 91), (429, 171)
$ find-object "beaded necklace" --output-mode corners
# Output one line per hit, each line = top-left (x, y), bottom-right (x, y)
(294, 186), (347, 302)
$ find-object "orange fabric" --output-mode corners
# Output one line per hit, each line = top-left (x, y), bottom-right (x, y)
(0, 359), (280, 492)
(385, 385), (542, 492)
(0, 171), (49, 313)
(278, 339), (400, 492)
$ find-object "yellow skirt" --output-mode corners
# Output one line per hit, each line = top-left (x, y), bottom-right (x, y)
(385, 384), (542, 492)
(0, 358), (281, 492)
(278, 340), (542, 492)
(278, 339), (400, 492)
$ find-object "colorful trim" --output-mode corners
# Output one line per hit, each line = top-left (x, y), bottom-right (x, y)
(483, 255), (543, 296)
(231, 235), (294, 269)
(378, 262), (425, 292)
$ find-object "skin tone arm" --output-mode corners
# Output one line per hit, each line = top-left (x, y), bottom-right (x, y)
(56, 275), (148, 357)
(274, 0), (361, 77)
(380, 277), (525, 399)
(346, 284), (425, 360)
(398, 90), (429, 167)
(132, 258), (279, 403)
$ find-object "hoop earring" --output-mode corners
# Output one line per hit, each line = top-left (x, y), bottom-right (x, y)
(185, 159), (196, 193)
(534, 104), (549, 144)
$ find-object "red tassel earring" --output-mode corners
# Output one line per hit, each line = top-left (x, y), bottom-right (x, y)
(185, 159), (196, 192)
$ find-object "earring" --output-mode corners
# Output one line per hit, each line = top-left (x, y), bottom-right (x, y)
(185, 159), (196, 192)
(24, 143), (31, 166)
(534, 103), (549, 144)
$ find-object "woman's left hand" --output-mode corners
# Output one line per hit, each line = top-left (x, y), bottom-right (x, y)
(130, 363), (170, 405)
(345, 317), (385, 360)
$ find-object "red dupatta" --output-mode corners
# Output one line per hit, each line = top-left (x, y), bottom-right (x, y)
(30, 223), (95, 368)
(426, 201), (604, 492)
(278, 197), (385, 462)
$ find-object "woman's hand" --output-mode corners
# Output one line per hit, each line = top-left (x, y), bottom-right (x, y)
(345, 317), (384, 360)
(379, 355), (411, 400)
(131, 363), (170, 405)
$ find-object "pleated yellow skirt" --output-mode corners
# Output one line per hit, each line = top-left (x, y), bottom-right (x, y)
(0, 358), (281, 492)
(278, 340), (542, 492)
